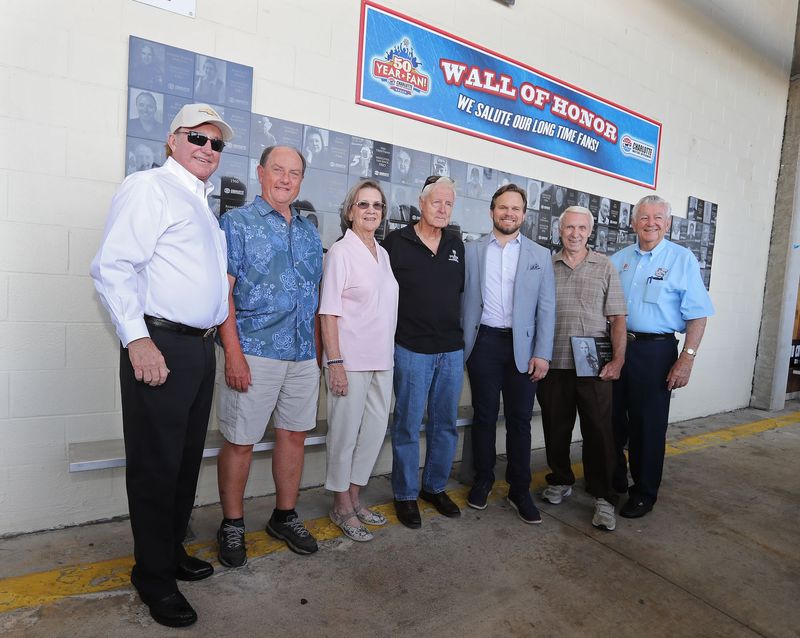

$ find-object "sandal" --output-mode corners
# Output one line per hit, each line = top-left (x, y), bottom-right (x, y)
(354, 505), (388, 526)
(329, 510), (373, 542)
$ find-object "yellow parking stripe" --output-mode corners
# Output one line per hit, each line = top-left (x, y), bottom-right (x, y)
(1, 410), (797, 614)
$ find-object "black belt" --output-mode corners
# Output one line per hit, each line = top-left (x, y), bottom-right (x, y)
(145, 315), (217, 339)
(627, 331), (674, 341)
(480, 324), (512, 335)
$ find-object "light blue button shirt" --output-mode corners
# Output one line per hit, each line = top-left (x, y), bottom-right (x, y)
(480, 233), (521, 328)
(610, 238), (713, 334)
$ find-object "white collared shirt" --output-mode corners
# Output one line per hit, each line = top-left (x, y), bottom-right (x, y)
(480, 233), (521, 328)
(90, 157), (229, 346)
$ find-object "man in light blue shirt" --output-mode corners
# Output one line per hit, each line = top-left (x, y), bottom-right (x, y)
(610, 195), (714, 518)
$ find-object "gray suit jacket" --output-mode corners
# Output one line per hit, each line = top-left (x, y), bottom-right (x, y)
(462, 233), (556, 373)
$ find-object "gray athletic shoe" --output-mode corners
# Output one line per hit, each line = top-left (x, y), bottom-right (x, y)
(592, 498), (617, 531)
(217, 520), (247, 567)
(541, 484), (572, 505)
(266, 513), (319, 555)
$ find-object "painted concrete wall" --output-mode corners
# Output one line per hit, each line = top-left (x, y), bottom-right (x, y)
(0, 0), (795, 534)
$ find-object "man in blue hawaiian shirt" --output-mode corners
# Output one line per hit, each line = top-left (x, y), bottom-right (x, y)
(215, 146), (323, 566)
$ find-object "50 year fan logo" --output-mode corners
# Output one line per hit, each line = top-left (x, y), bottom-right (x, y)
(371, 38), (431, 97)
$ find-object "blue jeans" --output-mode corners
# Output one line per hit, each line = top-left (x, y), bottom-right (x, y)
(390, 344), (464, 500)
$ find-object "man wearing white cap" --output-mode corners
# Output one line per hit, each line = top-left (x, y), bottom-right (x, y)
(91, 103), (234, 628)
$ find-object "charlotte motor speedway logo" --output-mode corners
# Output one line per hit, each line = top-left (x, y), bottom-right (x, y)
(371, 38), (430, 97)
(620, 133), (655, 163)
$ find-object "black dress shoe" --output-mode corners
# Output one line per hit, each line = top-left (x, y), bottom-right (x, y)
(176, 555), (214, 581)
(394, 499), (421, 529)
(419, 489), (461, 518)
(620, 496), (653, 519)
(145, 591), (197, 628)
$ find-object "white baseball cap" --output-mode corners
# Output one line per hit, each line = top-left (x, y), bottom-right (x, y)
(169, 103), (234, 141)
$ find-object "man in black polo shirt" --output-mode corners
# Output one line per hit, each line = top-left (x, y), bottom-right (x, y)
(382, 176), (465, 529)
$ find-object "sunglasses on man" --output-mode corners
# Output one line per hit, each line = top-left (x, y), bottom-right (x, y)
(177, 130), (226, 152)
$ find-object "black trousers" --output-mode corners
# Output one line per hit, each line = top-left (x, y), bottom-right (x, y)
(466, 326), (537, 497)
(612, 337), (678, 504)
(120, 326), (216, 600)
(537, 369), (616, 501)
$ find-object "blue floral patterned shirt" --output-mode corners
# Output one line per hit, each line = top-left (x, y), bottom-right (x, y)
(220, 196), (323, 361)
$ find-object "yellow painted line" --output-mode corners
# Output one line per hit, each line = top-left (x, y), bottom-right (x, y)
(1, 410), (798, 614)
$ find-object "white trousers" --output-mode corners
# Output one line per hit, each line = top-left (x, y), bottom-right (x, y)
(325, 369), (393, 492)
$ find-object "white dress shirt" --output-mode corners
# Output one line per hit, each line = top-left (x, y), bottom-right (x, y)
(480, 233), (521, 328)
(90, 157), (229, 346)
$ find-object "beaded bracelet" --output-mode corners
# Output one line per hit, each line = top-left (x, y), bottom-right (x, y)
(327, 359), (344, 366)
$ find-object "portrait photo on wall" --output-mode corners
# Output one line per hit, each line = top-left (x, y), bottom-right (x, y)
(349, 137), (375, 178)
(125, 137), (166, 176)
(595, 225), (609, 254)
(391, 146), (430, 186)
(127, 88), (165, 141)
(520, 209), (538, 241)
(549, 185), (567, 216)
(593, 195), (611, 226)
(194, 55), (227, 105)
(129, 37), (165, 92)
(526, 179), (542, 211)
(465, 164), (484, 199)
(430, 154), (451, 178)
(574, 189), (591, 209)
(250, 114), (304, 156)
(687, 196), (699, 221)
(619, 202), (631, 230)
(389, 183), (419, 223)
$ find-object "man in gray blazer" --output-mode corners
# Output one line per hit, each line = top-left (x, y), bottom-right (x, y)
(462, 184), (556, 523)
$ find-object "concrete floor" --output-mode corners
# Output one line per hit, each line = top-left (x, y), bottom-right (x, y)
(1, 403), (799, 637)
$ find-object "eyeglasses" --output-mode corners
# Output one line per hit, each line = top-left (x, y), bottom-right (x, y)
(177, 130), (226, 152)
(354, 200), (386, 211)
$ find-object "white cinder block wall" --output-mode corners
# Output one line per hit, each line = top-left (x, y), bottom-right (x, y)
(0, 0), (795, 535)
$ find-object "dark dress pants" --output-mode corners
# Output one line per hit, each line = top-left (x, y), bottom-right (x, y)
(466, 326), (537, 497)
(537, 369), (616, 501)
(120, 326), (216, 600)
(612, 337), (678, 504)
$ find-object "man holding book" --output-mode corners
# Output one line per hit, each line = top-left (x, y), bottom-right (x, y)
(536, 205), (627, 531)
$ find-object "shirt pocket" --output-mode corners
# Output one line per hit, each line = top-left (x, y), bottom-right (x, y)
(644, 278), (665, 304)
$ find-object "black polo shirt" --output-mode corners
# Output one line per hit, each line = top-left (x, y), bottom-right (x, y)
(382, 223), (465, 354)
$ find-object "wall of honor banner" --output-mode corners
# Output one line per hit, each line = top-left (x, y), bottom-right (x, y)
(126, 36), (716, 289)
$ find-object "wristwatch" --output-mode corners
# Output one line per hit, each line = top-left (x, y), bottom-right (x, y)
(682, 348), (697, 357)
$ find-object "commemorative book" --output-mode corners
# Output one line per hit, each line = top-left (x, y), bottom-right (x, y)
(571, 336), (612, 377)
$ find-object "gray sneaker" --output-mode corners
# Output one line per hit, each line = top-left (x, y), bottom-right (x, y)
(541, 484), (572, 505)
(217, 520), (247, 567)
(266, 513), (319, 555)
(592, 498), (616, 531)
